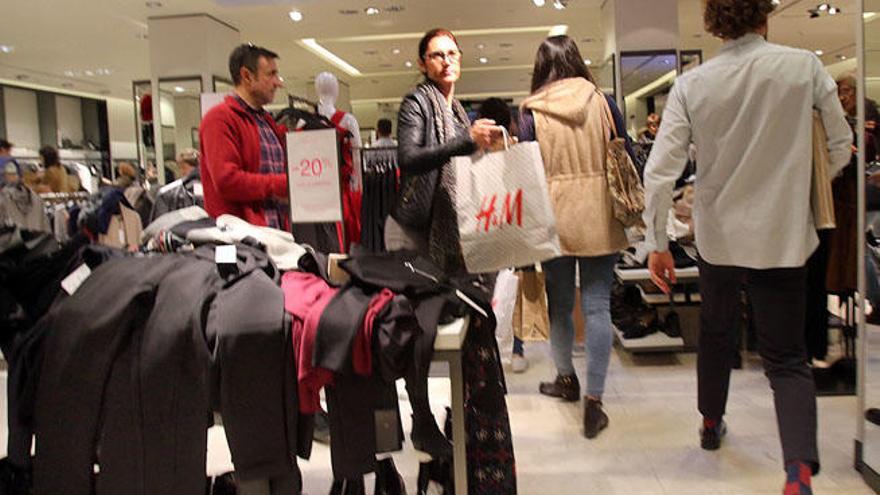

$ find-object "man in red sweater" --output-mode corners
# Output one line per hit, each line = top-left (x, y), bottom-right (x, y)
(200, 44), (289, 228)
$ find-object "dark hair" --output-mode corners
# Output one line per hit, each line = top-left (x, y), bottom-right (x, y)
(377, 118), (393, 137)
(418, 28), (460, 61)
(704, 0), (775, 40)
(477, 98), (512, 131)
(229, 44), (279, 85)
(39, 146), (59, 167)
(530, 35), (594, 94)
(0, 139), (11, 151)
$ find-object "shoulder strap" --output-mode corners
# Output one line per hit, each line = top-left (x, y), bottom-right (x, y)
(595, 90), (619, 142)
(330, 110), (346, 127)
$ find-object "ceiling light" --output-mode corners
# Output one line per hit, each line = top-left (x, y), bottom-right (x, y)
(771, 0), (781, 5)
(828, 6), (839, 14)
(479, 57), (489, 64)
(404, 61), (413, 68)
(298, 38), (362, 76)
(288, 10), (303, 22)
(278, 76), (284, 82)
(0, 45), (13, 54)
(814, 49), (824, 56)
(174, 86), (185, 93)
(548, 25), (569, 36)
(553, 0), (566, 10)
(477, 43), (486, 50)
(365, 7), (380, 15)
(865, 12), (879, 20)
(818, 3), (829, 10)
(837, 54), (847, 60)
(584, 58), (592, 66)
(392, 48), (401, 55)
(533, 0), (546, 5)
(84, 70), (94, 76)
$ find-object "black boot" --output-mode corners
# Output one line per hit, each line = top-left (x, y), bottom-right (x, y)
(329, 477), (365, 495)
(539, 374), (580, 402)
(583, 398), (609, 439)
(411, 413), (453, 459)
(374, 458), (406, 495)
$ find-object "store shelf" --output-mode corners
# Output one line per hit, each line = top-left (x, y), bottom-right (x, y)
(615, 265), (699, 282)
(613, 324), (685, 353)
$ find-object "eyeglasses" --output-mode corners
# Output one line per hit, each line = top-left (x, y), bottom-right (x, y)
(425, 49), (462, 63)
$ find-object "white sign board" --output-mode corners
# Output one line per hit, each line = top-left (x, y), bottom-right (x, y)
(200, 92), (229, 118)
(286, 129), (343, 223)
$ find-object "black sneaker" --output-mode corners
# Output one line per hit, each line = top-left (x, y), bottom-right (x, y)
(700, 420), (727, 450)
(539, 374), (580, 402)
(583, 398), (609, 439)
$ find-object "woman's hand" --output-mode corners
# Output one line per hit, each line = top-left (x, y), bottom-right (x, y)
(470, 119), (499, 150)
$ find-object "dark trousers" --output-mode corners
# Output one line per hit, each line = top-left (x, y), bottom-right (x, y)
(805, 230), (831, 360)
(697, 259), (819, 472)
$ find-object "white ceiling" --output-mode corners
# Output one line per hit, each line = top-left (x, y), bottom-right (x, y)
(0, 0), (865, 104)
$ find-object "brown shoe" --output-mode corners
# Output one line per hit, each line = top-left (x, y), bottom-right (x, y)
(539, 374), (580, 402)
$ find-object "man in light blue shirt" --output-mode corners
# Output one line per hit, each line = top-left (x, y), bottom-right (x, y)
(642, 1), (851, 492)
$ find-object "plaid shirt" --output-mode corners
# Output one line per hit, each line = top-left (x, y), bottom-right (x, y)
(235, 95), (289, 230)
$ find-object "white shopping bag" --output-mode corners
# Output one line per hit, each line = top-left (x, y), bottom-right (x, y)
(492, 268), (519, 365)
(454, 129), (561, 273)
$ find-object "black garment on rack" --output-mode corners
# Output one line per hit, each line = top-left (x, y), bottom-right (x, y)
(359, 149), (398, 253)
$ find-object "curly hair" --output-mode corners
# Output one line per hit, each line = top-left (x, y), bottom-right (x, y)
(704, 0), (776, 40)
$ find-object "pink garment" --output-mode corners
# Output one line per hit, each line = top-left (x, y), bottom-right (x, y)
(352, 289), (395, 376)
(281, 271), (339, 414)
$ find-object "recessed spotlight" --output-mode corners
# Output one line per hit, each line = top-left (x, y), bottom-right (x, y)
(404, 61), (413, 68)
(477, 43), (486, 50)
(584, 58), (592, 66)
(814, 49), (824, 56)
(84, 70), (94, 76)
(533, 0), (546, 5)
(771, 0), (781, 5)
(64, 70), (76, 77)
(479, 57), (489, 64)
(837, 54), (847, 60)
(145, 0), (162, 7)
(365, 7), (380, 15)
(553, 0), (566, 10)
(278, 76), (284, 82)
(0, 45), (13, 54)
(828, 6), (839, 14)
(289, 10), (303, 22)
(818, 3), (829, 10)
(392, 48), (401, 55)
(174, 86), (185, 93)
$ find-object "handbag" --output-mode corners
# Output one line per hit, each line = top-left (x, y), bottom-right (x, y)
(512, 266), (550, 342)
(598, 93), (646, 228)
(391, 169), (439, 229)
(454, 127), (562, 273)
(811, 111), (836, 230)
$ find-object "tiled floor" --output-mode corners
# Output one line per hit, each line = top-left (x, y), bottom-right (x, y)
(287, 342), (873, 494)
(2, 340), (874, 494)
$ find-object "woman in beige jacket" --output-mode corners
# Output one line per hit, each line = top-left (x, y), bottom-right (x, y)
(519, 35), (629, 439)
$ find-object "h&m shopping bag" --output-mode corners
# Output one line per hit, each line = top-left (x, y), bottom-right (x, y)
(454, 131), (562, 274)
(513, 267), (550, 342)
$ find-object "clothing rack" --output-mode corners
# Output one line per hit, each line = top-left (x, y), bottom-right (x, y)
(39, 191), (91, 203)
(288, 94), (318, 112)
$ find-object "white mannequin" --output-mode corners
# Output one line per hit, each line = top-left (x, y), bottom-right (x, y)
(315, 72), (362, 148)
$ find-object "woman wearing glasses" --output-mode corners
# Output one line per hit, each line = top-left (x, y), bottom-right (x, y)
(385, 28), (499, 274)
(519, 35), (631, 439)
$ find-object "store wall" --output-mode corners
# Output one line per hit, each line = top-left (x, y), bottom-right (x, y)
(3, 87), (40, 151)
(172, 96), (201, 152)
(56, 95), (85, 146)
(108, 98), (138, 160)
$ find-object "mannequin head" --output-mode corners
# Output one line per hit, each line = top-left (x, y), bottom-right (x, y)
(703, 0), (774, 41)
(315, 72), (340, 109)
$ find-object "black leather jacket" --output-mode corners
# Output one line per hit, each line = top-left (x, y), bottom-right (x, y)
(149, 169), (204, 222)
(396, 88), (476, 175)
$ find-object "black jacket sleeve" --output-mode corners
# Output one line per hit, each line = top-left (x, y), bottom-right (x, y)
(396, 93), (476, 175)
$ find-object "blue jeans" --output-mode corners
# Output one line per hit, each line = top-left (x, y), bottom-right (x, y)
(543, 254), (617, 398)
(513, 337), (524, 356)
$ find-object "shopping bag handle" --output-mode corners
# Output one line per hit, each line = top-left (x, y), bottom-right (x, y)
(498, 126), (511, 151)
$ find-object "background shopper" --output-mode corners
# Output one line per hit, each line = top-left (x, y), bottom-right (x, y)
(642, 1), (851, 492)
(518, 35), (629, 439)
